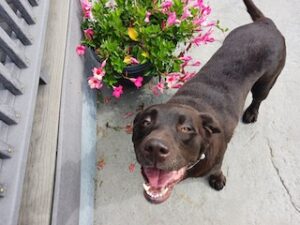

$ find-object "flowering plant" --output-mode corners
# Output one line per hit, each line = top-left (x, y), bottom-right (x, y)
(77, 0), (222, 98)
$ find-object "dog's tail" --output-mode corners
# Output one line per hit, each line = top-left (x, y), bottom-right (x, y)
(243, 0), (264, 21)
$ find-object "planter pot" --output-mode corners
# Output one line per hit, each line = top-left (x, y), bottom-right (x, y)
(121, 62), (152, 88)
(86, 48), (152, 89)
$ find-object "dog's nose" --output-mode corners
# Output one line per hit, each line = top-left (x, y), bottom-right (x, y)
(144, 139), (170, 160)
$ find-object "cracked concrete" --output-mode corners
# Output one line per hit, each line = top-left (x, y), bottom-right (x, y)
(94, 0), (300, 224)
(267, 140), (300, 215)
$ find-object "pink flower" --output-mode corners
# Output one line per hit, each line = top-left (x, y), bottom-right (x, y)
(124, 56), (139, 65)
(201, 5), (212, 17)
(101, 59), (107, 68)
(129, 163), (135, 173)
(145, 11), (151, 23)
(193, 0), (204, 9)
(88, 76), (103, 89)
(192, 2), (213, 27)
(179, 55), (192, 62)
(179, 55), (193, 67)
(76, 44), (86, 56)
(92, 59), (107, 80)
(202, 21), (216, 27)
(192, 29), (215, 46)
(167, 12), (181, 26)
(190, 60), (201, 66)
(84, 28), (94, 40)
(112, 85), (123, 98)
(166, 72), (181, 88)
(81, 1), (92, 19)
(171, 83), (183, 89)
(81, 1), (91, 11)
(92, 67), (105, 80)
(181, 71), (196, 82)
(84, 11), (91, 19)
(152, 82), (165, 96)
(193, 17), (214, 28)
(161, 0), (173, 13)
(181, 6), (192, 20)
(129, 76), (143, 88)
(193, 17), (205, 26)
(130, 57), (139, 64)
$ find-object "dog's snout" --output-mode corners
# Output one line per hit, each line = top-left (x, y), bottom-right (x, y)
(144, 139), (170, 160)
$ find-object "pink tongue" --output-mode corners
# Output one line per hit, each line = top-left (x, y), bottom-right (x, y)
(144, 168), (178, 188)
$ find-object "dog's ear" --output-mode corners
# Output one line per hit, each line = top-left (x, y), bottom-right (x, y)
(133, 111), (142, 125)
(132, 111), (142, 142)
(199, 113), (221, 134)
(133, 103), (145, 125)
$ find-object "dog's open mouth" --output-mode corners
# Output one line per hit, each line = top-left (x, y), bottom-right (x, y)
(141, 167), (186, 204)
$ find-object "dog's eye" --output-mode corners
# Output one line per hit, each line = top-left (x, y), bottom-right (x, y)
(142, 117), (151, 127)
(180, 126), (194, 133)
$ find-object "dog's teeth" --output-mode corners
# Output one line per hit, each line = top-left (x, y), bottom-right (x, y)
(143, 183), (150, 192)
(162, 187), (168, 195)
(144, 185), (169, 199)
(147, 190), (160, 199)
(144, 185), (153, 197)
(150, 192), (156, 198)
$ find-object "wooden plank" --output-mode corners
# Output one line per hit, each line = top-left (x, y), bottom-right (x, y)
(17, 0), (71, 224)
(0, 62), (23, 95)
(9, 0), (35, 25)
(0, 27), (27, 68)
(39, 68), (49, 85)
(51, 1), (97, 224)
(0, 1), (32, 45)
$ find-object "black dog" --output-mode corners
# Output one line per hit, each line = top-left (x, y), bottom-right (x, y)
(132, 0), (286, 204)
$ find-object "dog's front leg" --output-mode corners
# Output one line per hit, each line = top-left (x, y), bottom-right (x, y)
(208, 155), (226, 191)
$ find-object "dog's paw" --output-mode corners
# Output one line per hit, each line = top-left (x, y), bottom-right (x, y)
(209, 174), (226, 191)
(242, 107), (258, 124)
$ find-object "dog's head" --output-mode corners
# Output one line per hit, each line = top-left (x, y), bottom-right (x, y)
(132, 103), (221, 203)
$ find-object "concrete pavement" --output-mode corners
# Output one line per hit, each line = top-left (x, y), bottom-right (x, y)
(94, 1), (300, 224)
